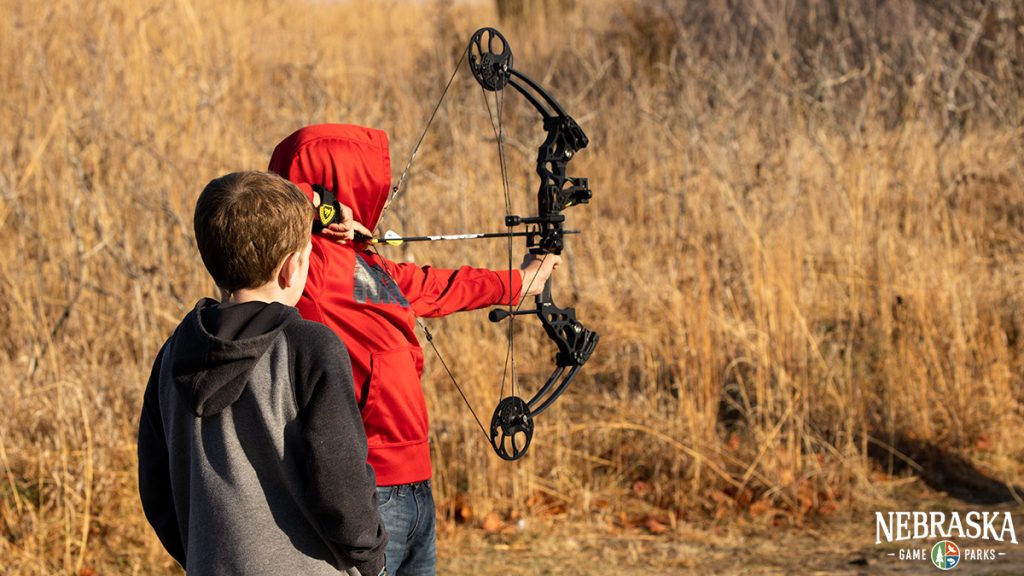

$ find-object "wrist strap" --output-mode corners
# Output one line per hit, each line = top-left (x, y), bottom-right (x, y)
(311, 184), (341, 232)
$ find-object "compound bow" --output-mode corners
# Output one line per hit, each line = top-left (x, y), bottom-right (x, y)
(382, 27), (599, 461)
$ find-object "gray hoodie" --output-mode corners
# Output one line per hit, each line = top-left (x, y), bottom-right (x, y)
(138, 299), (387, 575)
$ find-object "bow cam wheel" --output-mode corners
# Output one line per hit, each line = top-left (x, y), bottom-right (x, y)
(469, 27), (513, 91)
(489, 396), (534, 460)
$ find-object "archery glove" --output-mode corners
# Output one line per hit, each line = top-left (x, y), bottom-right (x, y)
(311, 184), (343, 233)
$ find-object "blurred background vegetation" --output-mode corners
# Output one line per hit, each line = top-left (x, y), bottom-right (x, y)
(1, 0), (1022, 572)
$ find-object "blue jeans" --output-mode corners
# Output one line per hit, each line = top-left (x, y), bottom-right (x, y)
(377, 480), (436, 576)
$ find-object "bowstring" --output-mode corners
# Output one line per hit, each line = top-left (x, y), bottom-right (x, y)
(383, 42), (471, 220)
(479, 90), (554, 403)
(479, 82), (518, 406)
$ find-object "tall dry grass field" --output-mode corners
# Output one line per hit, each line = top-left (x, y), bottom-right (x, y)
(1, 0), (1022, 572)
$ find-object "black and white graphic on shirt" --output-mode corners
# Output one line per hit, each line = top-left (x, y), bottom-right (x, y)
(353, 254), (410, 307)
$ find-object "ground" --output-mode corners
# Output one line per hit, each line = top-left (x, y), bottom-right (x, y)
(438, 505), (1024, 575)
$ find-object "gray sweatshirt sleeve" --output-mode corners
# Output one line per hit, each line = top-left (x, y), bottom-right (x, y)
(290, 323), (387, 576)
(137, 343), (187, 567)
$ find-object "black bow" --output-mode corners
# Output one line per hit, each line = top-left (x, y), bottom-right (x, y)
(379, 27), (599, 461)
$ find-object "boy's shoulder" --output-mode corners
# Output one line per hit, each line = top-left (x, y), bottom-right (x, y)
(153, 303), (204, 362)
(282, 316), (350, 361)
(284, 315), (342, 344)
(281, 318), (353, 408)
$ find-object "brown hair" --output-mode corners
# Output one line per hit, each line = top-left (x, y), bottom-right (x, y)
(193, 171), (312, 291)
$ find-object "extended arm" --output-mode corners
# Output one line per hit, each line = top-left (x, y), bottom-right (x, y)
(372, 252), (559, 318)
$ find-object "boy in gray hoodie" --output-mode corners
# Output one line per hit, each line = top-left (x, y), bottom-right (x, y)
(137, 171), (387, 576)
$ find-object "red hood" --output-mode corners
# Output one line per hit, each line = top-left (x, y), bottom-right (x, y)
(268, 124), (392, 230)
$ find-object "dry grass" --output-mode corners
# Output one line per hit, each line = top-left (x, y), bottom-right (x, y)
(1, 0), (1022, 573)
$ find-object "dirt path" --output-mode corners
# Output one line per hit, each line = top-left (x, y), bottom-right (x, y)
(438, 512), (1024, 575)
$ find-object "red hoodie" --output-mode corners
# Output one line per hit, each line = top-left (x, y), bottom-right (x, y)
(269, 124), (523, 485)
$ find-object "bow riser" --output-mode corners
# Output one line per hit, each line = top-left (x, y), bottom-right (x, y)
(533, 116), (592, 254)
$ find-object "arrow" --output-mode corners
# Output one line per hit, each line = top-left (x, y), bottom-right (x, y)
(364, 229), (580, 246)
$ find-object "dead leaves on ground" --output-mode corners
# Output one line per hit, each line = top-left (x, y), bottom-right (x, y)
(440, 471), (844, 540)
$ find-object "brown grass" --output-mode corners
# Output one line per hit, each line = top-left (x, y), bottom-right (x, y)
(1, 0), (1022, 573)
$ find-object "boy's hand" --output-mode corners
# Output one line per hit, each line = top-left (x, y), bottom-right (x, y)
(313, 191), (373, 244)
(323, 220), (374, 244)
(519, 253), (562, 298)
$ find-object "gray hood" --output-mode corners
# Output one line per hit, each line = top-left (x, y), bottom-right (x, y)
(170, 299), (298, 417)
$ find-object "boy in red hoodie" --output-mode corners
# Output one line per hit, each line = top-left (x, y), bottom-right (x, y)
(269, 124), (558, 575)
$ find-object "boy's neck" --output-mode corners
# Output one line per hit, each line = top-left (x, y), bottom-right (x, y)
(222, 284), (286, 305)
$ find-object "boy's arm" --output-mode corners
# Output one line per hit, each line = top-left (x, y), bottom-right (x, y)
(386, 260), (523, 318)
(293, 325), (387, 576)
(399, 262), (521, 318)
(137, 345), (187, 567)
(386, 252), (560, 318)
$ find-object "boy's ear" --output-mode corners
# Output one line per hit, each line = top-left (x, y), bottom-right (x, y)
(277, 251), (299, 289)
